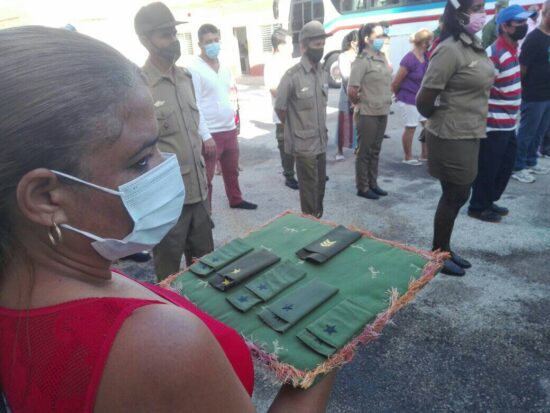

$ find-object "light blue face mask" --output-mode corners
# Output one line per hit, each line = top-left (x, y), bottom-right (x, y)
(204, 42), (221, 59)
(372, 38), (385, 52)
(51, 153), (185, 261)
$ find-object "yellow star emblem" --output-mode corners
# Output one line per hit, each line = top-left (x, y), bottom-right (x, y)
(222, 278), (232, 286)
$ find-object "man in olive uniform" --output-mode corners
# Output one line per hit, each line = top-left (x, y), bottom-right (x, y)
(482, 0), (509, 48)
(275, 21), (331, 218)
(135, 2), (214, 281)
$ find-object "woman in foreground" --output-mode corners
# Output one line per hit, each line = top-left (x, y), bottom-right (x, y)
(0, 26), (336, 412)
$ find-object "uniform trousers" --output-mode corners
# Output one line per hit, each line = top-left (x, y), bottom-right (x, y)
(295, 153), (326, 218)
(469, 130), (516, 212)
(276, 123), (295, 178)
(153, 200), (213, 282)
(356, 114), (388, 191)
(204, 129), (244, 208)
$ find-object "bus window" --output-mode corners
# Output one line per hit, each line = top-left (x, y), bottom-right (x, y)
(331, 0), (367, 13)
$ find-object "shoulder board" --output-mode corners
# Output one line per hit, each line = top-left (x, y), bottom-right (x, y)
(180, 67), (193, 78)
(285, 63), (302, 76)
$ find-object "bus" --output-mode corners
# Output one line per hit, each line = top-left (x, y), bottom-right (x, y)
(273, 0), (544, 87)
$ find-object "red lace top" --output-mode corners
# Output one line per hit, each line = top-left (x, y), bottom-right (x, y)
(0, 275), (254, 412)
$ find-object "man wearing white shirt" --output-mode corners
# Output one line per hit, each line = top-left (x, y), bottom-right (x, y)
(134, 2), (214, 281)
(264, 28), (299, 190)
(190, 23), (257, 210)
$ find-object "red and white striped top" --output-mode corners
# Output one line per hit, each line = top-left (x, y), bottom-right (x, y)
(486, 36), (522, 132)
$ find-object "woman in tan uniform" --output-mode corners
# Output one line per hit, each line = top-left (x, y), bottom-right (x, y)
(417, 0), (494, 276)
(348, 23), (393, 200)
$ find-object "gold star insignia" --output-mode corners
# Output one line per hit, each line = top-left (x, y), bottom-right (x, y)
(222, 278), (232, 286)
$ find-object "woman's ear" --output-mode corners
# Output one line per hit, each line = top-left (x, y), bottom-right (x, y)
(15, 168), (70, 227)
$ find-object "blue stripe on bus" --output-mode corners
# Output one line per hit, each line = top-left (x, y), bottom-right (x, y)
(325, 2), (447, 27)
(324, 0), (503, 28)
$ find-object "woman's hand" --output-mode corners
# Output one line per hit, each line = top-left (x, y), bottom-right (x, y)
(347, 85), (361, 105)
(416, 87), (440, 118)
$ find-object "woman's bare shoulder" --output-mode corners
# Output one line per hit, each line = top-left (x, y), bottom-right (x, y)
(93, 303), (254, 413)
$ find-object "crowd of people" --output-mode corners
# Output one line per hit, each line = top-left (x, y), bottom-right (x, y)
(0, 0), (549, 411)
(268, 0), (549, 275)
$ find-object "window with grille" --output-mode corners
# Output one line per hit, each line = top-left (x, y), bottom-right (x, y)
(260, 23), (283, 53)
(178, 32), (194, 55)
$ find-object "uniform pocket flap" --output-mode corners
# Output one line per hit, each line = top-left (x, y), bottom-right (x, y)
(294, 129), (317, 139)
(298, 299), (373, 356)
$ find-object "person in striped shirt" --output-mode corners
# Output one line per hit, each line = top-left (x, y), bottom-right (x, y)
(468, 5), (535, 222)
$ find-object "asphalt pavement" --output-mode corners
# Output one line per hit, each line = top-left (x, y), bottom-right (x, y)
(117, 79), (550, 413)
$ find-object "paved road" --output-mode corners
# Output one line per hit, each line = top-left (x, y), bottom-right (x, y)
(117, 81), (550, 413)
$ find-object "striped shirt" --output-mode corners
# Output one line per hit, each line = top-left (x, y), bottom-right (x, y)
(486, 37), (522, 132)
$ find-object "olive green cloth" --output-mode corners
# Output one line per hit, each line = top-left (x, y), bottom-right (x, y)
(296, 225), (362, 264)
(210, 250), (280, 292)
(189, 238), (253, 277)
(169, 213), (430, 374)
(297, 299), (373, 356)
(258, 279), (339, 333)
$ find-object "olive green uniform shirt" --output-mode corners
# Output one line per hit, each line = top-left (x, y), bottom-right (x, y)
(482, 17), (497, 49)
(142, 59), (207, 205)
(421, 34), (495, 140)
(274, 56), (329, 157)
(349, 45), (393, 116)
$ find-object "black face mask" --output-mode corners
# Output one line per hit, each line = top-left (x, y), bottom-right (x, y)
(306, 47), (324, 64)
(154, 40), (181, 63)
(509, 24), (528, 41)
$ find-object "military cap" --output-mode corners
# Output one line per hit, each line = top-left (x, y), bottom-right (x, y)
(299, 20), (333, 42)
(134, 2), (185, 35)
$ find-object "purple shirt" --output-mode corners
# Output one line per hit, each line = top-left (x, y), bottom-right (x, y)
(396, 51), (429, 105)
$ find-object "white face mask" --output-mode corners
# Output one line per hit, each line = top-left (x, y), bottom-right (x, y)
(52, 153), (185, 261)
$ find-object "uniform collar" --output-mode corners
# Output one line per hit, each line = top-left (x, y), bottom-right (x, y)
(143, 58), (174, 86)
(458, 32), (485, 51)
(495, 35), (518, 56)
(361, 44), (385, 59)
(144, 58), (188, 86)
(300, 55), (320, 73)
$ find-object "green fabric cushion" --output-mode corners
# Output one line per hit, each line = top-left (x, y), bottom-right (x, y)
(170, 213), (429, 373)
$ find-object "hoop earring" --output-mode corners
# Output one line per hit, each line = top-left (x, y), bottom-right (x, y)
(48, 219), (63, 246)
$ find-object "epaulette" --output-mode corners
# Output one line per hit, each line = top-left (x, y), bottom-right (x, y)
(181, 67), (193, 78)
(285, 62), (302, 76)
